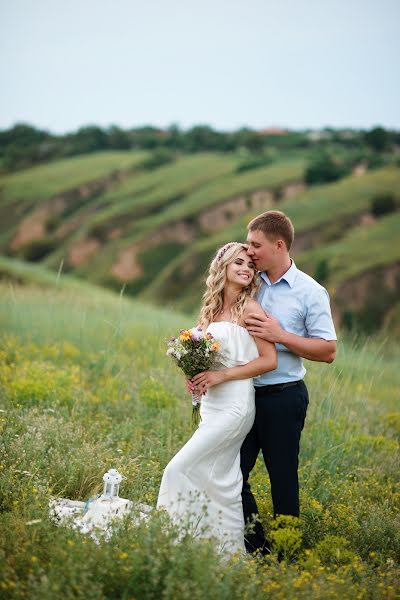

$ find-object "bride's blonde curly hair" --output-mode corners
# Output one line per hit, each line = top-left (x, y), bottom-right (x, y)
(198, 242), (260, 330)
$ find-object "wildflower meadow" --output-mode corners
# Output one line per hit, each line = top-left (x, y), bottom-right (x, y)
(0, 282), (399, 599)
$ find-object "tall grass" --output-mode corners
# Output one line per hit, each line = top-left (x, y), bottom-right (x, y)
(0, 281), (398, 599)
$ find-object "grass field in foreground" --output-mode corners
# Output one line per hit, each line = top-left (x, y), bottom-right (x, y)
(0, 277), (398, 599)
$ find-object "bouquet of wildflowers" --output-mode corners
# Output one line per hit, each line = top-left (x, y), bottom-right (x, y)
(166, 327), (221, 426)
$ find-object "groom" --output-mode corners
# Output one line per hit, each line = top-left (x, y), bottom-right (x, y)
(242, 210), (337, 554)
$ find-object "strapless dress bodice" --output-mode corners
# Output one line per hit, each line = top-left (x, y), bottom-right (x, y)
(206, 321), (259, 368)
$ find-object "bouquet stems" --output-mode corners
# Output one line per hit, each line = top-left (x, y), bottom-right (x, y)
(191, 392), (202, 428)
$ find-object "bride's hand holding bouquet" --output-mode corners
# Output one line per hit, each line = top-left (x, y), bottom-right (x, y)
(166, 327), (221, 425)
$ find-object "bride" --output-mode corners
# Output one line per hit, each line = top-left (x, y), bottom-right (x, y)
(157, 242), (277, 554)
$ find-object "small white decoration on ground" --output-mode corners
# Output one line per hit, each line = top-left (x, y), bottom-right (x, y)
(49, 468), (153, 540)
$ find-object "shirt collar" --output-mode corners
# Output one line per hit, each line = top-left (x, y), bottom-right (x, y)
(259, 259), (297, 288)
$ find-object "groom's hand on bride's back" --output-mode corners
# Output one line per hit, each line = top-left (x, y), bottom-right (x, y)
(245, 311), (284, 344)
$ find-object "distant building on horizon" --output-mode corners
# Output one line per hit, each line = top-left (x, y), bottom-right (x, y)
(258, 127), (289, 136)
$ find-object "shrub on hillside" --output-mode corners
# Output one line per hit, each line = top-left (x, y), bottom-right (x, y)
(89, 222), (109, 242)
(15, 237), (57, 261)
(305, 154), (350, 185)
(365, 126), (390, 152)
(314, 258), (330, 284)
(370, 193), (397, 217)
(235, 153), (274, 173)
(367, 153), (389, 170)
(142, 148), (176, 170)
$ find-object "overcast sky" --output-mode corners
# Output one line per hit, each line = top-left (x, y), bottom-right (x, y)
(1, 0), (399, 133)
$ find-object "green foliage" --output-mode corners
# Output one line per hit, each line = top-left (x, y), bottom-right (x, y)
(269, 515), (303, 560)
(305, 154), (350, 185)
(367, 152), (389, 170)
(371, 193), (397, 217)
(365, 127), (390, 152)
(107, 125), (131, 150)
(235, 153), (274, 173)
(65, 126), (109, 154)
(314, 536), (357, 566)
(314, 258), (330, 284)
(142, 148), (176, 170)
(2, 122), (391, 174)
(183, 125), (228, 152)
(0, 123), (51, 171)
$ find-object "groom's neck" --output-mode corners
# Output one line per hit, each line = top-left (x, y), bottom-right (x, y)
(264, 256), (292, 284)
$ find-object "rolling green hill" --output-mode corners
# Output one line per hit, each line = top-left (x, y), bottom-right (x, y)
(0, 151), (148, 223)
(141, 166), (400, 330)
(1, 150), (399, 333)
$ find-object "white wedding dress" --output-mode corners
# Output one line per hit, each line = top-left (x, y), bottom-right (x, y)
(157, 321), (258, 554)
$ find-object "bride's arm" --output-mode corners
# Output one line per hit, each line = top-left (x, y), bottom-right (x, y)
(192, 301), (277, 391)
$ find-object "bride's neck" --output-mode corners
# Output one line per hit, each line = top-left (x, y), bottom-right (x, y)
(222, 286), (240, 310)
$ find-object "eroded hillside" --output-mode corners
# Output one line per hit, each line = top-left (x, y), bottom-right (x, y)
(1, 150), (399, 332)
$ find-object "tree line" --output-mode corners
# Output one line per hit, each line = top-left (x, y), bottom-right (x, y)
(0, 122), (398, 174)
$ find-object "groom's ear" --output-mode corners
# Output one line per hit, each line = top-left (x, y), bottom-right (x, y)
(276, 239), (286, 250)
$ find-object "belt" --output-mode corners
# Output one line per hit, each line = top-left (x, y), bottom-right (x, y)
(255, 380), (301, 393)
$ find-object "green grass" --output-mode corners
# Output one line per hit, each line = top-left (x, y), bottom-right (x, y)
(144, 166), (400, 312)
(0, 151), (149, 244)
(44, 157), (305, 283)
(283, 165), (400, 231)
(200, 165), (400, 243)
(84, 153), (241, 227)
(0, 277), (398, 599)
(43, 153), (240, 270)
(0, 256), (184, 337)
(1, 155), (399, 341)
(297, 211), (400, 285)
(123, 158), (305, 236)
(0, 151), (148, 207)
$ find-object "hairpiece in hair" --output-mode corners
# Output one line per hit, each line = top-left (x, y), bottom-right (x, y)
(216, 242), (246, 262)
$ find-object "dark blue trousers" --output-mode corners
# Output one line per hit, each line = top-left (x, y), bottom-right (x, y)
(240, 380), (309, 553)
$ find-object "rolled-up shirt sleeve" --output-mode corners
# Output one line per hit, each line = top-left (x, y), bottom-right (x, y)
(306, 287), (337, 340)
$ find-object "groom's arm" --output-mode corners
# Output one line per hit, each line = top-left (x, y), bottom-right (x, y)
(245, 312), (336, 363)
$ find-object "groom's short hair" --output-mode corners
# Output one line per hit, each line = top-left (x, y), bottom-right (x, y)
(247, 210), (294, 251)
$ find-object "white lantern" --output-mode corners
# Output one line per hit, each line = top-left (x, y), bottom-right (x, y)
(102, 468), (123, 500)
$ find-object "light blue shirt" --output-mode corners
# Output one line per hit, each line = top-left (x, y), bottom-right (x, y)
(254, 260), (337, 386)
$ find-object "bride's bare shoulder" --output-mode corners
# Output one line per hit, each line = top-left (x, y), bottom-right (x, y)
(243, 298), (263, 317)
(237, 298), (264, 327)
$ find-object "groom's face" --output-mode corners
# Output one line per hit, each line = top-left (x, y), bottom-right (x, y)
(246, 229), (279, 272)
